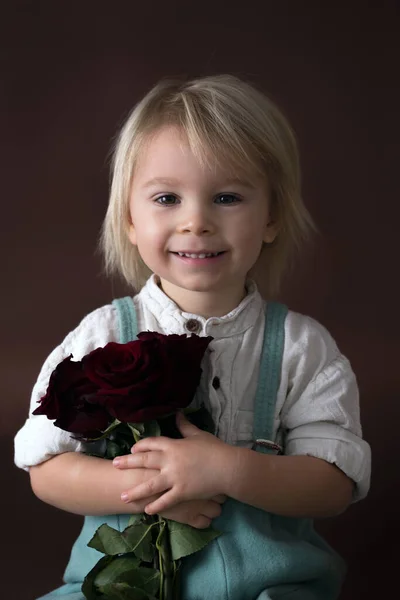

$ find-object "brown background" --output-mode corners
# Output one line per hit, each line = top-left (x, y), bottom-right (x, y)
(2, 1), (399, 598)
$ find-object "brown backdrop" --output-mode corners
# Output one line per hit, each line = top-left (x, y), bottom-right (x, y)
(2, 1), (399, 598)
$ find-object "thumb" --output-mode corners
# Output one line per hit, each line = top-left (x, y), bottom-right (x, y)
(176, 411), (201, 438)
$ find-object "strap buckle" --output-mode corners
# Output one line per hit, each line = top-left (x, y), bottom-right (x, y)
(252, 438), (283, 454)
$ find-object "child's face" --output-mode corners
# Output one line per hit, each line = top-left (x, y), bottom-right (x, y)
(128, 126), (276, 313)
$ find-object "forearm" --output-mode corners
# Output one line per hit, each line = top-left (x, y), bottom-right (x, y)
(29, 452), (158, 516)
(225, 448), (354, 518)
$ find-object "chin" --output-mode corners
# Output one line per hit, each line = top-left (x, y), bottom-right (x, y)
(162, 276), (223, 294)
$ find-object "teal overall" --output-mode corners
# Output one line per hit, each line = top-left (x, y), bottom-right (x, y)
(38, 299), (345, 600)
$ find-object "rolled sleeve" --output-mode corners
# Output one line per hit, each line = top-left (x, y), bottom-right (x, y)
(14, 304), (118, 471)
(14, 415), (84, 472)
(285, 422), (371, 501)
(280, 314), (371, 502)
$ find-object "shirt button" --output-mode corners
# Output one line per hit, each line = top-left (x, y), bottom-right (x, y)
(185, 318), (201, 333)
(212, 376), (220, 390)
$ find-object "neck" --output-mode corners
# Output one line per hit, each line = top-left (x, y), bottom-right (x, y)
(158, 279), (247, 319)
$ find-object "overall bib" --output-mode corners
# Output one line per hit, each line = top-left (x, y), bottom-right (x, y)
(38, 299), (345, 600)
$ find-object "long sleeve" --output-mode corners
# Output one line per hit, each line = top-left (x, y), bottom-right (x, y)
(279, 312), (371, 502)
(14, 304), (119, 471)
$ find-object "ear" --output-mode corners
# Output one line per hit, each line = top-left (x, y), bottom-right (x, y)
(263, 219), (278, 244)
(128, 221), (137, 246)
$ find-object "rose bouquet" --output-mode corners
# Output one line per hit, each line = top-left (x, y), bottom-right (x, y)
(33, 331), (220, 600)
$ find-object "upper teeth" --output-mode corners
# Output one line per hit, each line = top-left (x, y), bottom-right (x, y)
(177, 252), (220, 258)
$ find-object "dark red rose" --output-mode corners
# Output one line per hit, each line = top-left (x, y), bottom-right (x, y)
(33, 355), (111, 437)
(34, 332), (213, 438)
(82, 340), (161, 395)
(83, 333), (213, 423)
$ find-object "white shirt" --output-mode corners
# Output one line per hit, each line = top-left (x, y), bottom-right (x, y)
(14, 275), (371, 501)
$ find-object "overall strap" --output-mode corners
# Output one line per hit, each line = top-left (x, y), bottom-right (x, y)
(112, 295), (287, 453)
(252, 302), (288, 453)
(112, 297), (139, 342)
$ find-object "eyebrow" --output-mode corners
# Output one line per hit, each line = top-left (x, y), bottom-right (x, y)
(142, 176), (257, 190)
(222, 178), (257, 190)
(143, 177), (183, 189)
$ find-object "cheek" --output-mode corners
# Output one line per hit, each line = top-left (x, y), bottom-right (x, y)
(236, 214), (266, 245)
(129, 209), (163, 248)
(131, 217), (168, 250)
(235, 219), (268, 264)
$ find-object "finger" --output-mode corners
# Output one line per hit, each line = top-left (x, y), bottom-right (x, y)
(176, 411), (201, 438)
(199, 500), (223, 520)
(145, 488), (180, 515)
(126, 492), (161, 514)
(113, 451), (162, 470)
(189, 514), (212, 529)
(159, 504), (212, 530)
(212, 494), (228, 504)
(131, 436), (170, 454)
(121, 475), (169, 504)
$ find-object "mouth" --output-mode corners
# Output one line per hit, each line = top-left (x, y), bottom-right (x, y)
(171, 251), (226, 259)
(171, 250), (226, 264)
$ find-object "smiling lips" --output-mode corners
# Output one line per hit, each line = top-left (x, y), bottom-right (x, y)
(171, 250), (226, 262)
(174, 251), (224, 258)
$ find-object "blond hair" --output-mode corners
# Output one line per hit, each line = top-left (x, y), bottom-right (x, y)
(100, 74), (315, 296)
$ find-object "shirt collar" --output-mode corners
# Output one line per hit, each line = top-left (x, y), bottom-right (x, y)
(137, 274), (264, 339)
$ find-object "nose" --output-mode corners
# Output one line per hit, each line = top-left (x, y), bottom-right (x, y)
(176, 202), (215, 235)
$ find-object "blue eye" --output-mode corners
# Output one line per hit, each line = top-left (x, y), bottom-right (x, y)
(215, 194), (240, 205)
(155, 195), (179, 206)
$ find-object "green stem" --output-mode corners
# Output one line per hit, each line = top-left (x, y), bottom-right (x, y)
(156, 517), (174, 600)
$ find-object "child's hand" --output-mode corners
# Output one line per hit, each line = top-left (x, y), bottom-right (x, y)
(118, 466), (163, 514)
(159, 495), (227, 529)
(115, 455), (227, 524)
(113, 412), (238, 514)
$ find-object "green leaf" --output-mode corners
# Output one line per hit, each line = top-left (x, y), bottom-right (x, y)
(88, 524), (129, 555)
(135, 568), (160, 596)
(114, 566), (160, 596)
(111, 422), (136, 440)
(94, 555), (140, 589)
(101, 582), (158, 600)
(82, 555), (114, 600)
(105, 440), (127, 459)
(143, 420), (161, 438)
(131, 537), (155, 563)
(128, 513), (146, 527)
(124, 523), (156, 562)
(84, 438), (108, 458)
(85, 422), (133, 459)
(168, 521), (221, 561)
(88, 419), (121, 441)
(127, 422), (145, 442)
(88, 522), (155, 561)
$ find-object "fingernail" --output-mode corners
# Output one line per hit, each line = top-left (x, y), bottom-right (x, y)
(113, 458), (120, 466)
(121, 492), (129, 502)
